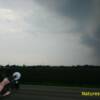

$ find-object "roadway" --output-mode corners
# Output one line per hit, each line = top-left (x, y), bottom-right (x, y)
(3, 85), (100, 100)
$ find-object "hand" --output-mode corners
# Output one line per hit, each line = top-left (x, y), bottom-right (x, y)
(0, 84), (4, 92)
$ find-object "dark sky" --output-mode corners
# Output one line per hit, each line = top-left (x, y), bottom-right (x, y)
(0, 0), (100, 66)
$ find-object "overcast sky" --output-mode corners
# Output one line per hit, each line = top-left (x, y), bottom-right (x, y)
(0, 0), (100, 66)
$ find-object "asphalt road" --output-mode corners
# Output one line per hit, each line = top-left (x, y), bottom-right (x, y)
(3, 85), (100, 100)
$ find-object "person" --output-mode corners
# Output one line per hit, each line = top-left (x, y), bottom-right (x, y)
(0, 77), (11, 96)
(11, 72), (21, 90)
(0, 72), (21, 97)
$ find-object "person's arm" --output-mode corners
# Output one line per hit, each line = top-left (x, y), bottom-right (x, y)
(0, 78), (10, 92)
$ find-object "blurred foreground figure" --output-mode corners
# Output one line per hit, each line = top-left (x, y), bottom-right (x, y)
(0, 72), (21, 97)
(0, 78), (11, 96)
(12, 72), (21, 90)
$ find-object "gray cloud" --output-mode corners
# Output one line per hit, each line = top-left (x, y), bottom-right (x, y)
(35, 0), (92, 21)
(0, 0), (100, 65)
(81, 0), (100, 59)
(35, 0), (100, 61)
(34, 0), (93, 33)
(81, 31), (100, 56)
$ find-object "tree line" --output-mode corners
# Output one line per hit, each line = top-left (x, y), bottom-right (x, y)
(0, 65), (100, 87)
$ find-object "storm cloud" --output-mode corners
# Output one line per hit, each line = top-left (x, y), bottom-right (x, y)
(35, 0), (100, 61)
(0, 0), (100, 65)
(81, 0), (100, 60)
